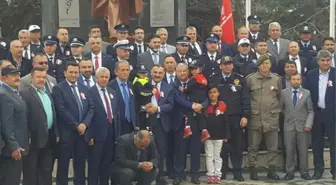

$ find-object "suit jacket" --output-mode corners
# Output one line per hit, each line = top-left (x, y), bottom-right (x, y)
(199, 53), (222, 80)
(160, 44), (176, 54)
(188, 42), (204, 57)
(52, 81), (94, 142)
(303, 67), (335, 123)
(20, 86), (59, 148)
(267, 38), (291, 62)
(88, 85), (120, 142)
(130, 42), (148, 60)
(84, 52), (115, 80)
(7, 54), (32, 77)
(154, 81), (174, 132)
(83, 41), (109, 54)
(19, 73), (57, 92)
(280, 87), (314, 132)
(77, 74), (96, 88)
(113, 133), (159, 171)
(108, 79), (138, 136)
(55, 43), (71, 57)
(45, 53), (70, 83)
(278, 56), (310, 76)
(0, 85), (29, 156)
(163, 73), (177, 84)
(136, 50), (168, 73)
(248, 32), (267, 44)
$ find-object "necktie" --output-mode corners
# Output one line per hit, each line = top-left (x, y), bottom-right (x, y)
(71, 85), (83, 121)
(304, 43), (308, 48)
(24, 47), (29, 59)
(293, 90), (298, 106)
(49, 57), (54, 64)
(182, 82), (187, 88)
(273, 39), (279, 54)
(121, 83), (131, 122)
(225, 77), (230, 82)
(192, 43), (199, 56)
(101, 89), (113, 124)
(210, 55), (215, 62)
(152, 52), (159, 64)
(95, 55), (99, 71)
(291, 57), (298, 61)
(138, 45), (142, 54)
(161, 45), (166, 53)
(153, 85), (160, 102)
(169, 75), (174, 84)
(181, 56), (185, 63)
(45, 83), (50, 93)
(253, 35), (256, 40)
(85, 78), (90, 88)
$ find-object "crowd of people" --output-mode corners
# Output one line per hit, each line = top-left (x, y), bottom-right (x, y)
(0, 14), (335, 185)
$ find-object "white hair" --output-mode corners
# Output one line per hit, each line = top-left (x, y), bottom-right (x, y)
(95, 67), (110, 77)
(268, 22), (281, 30)
(156, 28), (168, 35)
(176, 63), (188, 69)
(18, 29), (30, 38)
(186, 26), (197, 33)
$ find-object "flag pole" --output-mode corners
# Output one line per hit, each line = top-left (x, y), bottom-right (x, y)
(330, 0), (335, 37)
(245, 0), (251, 28)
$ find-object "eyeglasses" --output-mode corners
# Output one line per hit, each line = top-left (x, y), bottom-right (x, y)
(38, 61), (48, 65)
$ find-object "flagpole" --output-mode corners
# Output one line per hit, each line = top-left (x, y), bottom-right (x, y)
(245, 0), (251, 28)
(330, 0), (335, 37)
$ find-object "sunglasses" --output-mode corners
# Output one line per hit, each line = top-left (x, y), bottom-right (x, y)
(38, 61), (48, 65)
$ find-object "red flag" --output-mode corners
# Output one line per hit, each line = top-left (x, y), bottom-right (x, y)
(219, 0), (235, 44)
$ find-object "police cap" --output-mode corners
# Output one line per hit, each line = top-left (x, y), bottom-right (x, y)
(43, 35), (58, 45)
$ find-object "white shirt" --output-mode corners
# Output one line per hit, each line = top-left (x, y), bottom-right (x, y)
(46, 54), (56, 64)
(150, 49), (159, 64)
(256, 53), (261, 59)
(250, 32), (259, 39)
(177, 53), (186, 63)
(82, 76), (95, 87)
(92, 52), (102, 70)
(166, 72), (176, 84)
(207, 52), (217, 60)
(23, 45), (31, 59)
(318, 69), (329, 109)
(96, 84), (113, 118)
(160, 44), (168, 53)
(289, 55), (302, 74)
(190, 42), (202, 55)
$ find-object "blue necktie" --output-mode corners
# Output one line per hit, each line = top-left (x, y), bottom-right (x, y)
(293, 90), (298, 106)
(85, 78), (90, 88)
(121, 83), (131, 122)
(71, 84), (83, 121)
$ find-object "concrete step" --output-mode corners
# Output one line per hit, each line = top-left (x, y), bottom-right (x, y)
(51, 149), (331, 178)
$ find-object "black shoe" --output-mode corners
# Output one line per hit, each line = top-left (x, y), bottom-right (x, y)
(191, 177), (201, 184)
(301, 173), (311, 180)
(312, 171), (323, 180)
(221, 173), (226, 180)
(173, 178), (182, 185)
(267, 171), (280, 180)
(250, 167), (258, 180)
(284, 172), (295, 180)
(234, 175), (245, 182)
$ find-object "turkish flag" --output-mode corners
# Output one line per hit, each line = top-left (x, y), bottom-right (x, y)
(219, 0), (235, 44)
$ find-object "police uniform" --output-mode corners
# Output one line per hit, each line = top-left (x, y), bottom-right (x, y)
(113, 40), (137, 81)
(106, 24), (130, 57)
(217, 56), (250, 181)
(199, 33), (222, 81)
(69, 37), (85, 63)
(298, 26), (319, 61)
(233, 38), (258, 77)
(172, 36), (198, 64)
(247, 15), (267, 45)
(245, 55), (282, 180)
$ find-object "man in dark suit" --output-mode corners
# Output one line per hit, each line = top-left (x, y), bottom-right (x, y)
(20, 67), (59, 185)
(7, 40), (32, 77)
(136, 34), (168, 73)
(162, 56), (177, 84)
(55, 28), (71, 57)
(84, 37), (115, 79)
(18, 29), (43, 60)
(77, 58), (95, 88)
(247, 15), (267, 44)
(186, 26), (204, 57)
(88, 67), (119, 185)
(144, 64), (174, 185)
(0, 65), (29, 185)
(52, 61), (94, 185)
(310, 37), (335, 69)
(172, 36), (196, 65)
(111, 130), (159, 185)
(278, 41), (310, 76)
(303, 50), (336, 180)
(130, 26), (147, 60)
(108, 60), (138, 136)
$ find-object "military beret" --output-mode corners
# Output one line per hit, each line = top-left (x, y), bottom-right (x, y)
(257, 54), (271, 66)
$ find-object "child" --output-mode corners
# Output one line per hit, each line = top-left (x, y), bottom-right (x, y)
(204, 84), (230, 184)
(133, 65), (153, 132)
(183, 61), (210, 142)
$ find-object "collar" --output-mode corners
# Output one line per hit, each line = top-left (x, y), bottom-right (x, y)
(240, 54), (248, 58)
(116, 77), (128, 85)
(150, 49), (158, 55)
(95, 83), (107, 92)
(291, 87), (300, 93)
(135, 42), (144, 45)
(301, 41), (310, 46)
(289, 55), (299, 59)
(46, 54), (55, 58)
(66, 79), (78, 87)
(82, 75), (93, 82)
(319, 69), (330, 75)
(177, 52), (185, 58)
(93, 52), (102, 57)
(207, 52), (216, 58)
(151, 80), (162, 86)
(250, 32), (258, 36)
(31, 84), (46, 93)
(222, 72), (231, 78)
(31, 41), (41, 45)
(2, 82), (18, 92)
(167, 72), (176, 77)
(161, 44), (167, 48)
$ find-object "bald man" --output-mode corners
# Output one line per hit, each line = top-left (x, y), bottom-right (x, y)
(278, 41), (310, 76)
(8, 40), (33, 77)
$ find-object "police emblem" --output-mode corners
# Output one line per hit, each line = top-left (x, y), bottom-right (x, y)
(303, 26), (308, 31)
(234, 79), (240, 85)
(254, 15), (257, 18)
(73, 38), (78, 42)
(210, 33), (214, 37)
(224, 56), (230, 61)
(48, 36), (51, 39)
(66, 51), (70, 56)
(183, 36), (187, 40)
(312, 45), (316, 51)
(121, 25), (125, 28)
(188, 58), (192, 64)
(141, 65), (145, 70)
(252, 59), (257, 63)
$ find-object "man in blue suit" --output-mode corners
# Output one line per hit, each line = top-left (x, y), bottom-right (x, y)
(78, 58), (95, 88)
(88, 67), (119, 185)
(52, 61), (94, 185)
(108, 60), (138, 136)
(144, 64), (174, 185)
(303, 50), (336, 180)
(170, 63), (207, 185)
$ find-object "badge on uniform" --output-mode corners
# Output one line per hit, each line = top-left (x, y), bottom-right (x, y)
(217, 59), (221, 64)
(109, 93), (114, 99)
(327, 80), (333, 87)
(234, 79), (240, 85)
(56, 59), (62, 65)
(231, 85), (237, 92)
(0, 41), (6, 47)
(312, 45), (316, 51)
(80, 92), (86, 99)
(188, 58), (192, 64)
(130, 45), (134, 51)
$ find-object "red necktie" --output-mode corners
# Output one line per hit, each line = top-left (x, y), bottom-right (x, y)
(102, 89), (113, 124)
(95, 55), (99, 71)
(154, 85), (160, 102)
(218, 42), (222, 55)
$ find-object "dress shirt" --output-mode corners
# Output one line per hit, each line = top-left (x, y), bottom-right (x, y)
(135, 42), (144, 53)
(23, 45), (31, 59)
(207, 52), (217, 60)
(116, 78), (129, 101)
(91, 52), (102, 70)
(96, 84), (113, 118)
(82, 75), (95, 87)
(300, 41), (310, 47)
(66, 80), (82, 105)
(32, 85), (53, 129)
(160, 44), (168, 53)
(250, 32), (259, 39)
(221, 73), (231, 79)
(289, 55), (301, 74)
(190, 42), (202, 55)
(318, 69), (329, 109)
(150, 49), (159, 64)
(166, 72), (176, 84)
(47, 54), (55, 64)
(272, 39), (280, 54)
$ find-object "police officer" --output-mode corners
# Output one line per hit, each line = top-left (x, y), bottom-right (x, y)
(233, 38), (258, 77)
(69, 37), (85, 63)
(113, 40), (137, 80)
(298, 26), (318, 61)
(106, 24), (130, 57)
(247, 15), (266, 45)
(172, 36), (197, 64)
(246, 54), (282, 181)
(217, 56), (250, 181)
(199, 33), (222, 81)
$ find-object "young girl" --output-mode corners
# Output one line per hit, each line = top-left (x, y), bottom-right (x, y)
(204, 85), (230, 183)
